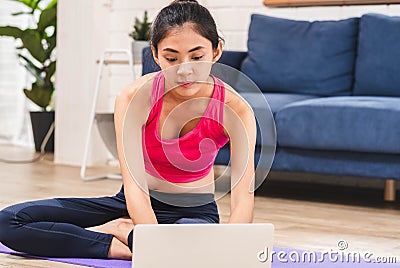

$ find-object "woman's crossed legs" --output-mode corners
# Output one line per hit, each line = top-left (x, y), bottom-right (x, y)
(0, 192), (131, 259)
(0, 187), (219, 259)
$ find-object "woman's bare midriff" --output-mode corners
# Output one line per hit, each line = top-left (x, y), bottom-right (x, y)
(145, 169), (215, 194)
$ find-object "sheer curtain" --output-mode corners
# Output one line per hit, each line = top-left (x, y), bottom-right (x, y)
(0, 2), (35, 147)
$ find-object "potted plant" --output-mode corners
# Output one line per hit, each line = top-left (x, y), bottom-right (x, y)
(0, 0), (57, 152)
(129, 10), (151, 64)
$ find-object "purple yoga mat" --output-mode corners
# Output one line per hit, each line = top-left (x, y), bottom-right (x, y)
(0, 243), (398, 267)
(0, 243), (131, 268)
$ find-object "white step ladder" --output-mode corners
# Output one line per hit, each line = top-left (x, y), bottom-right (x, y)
(80, 49), (134, 180)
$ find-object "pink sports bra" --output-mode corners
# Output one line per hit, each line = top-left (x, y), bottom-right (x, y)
(142, 71), (229, 183)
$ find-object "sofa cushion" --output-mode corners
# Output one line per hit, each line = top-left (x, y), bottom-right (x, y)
(239, 93), (318, 147)
(275, 96), (400, 154)
(240, 92), (319, 115)
(353, 13), (400, 97)
(241, 14), (359, 96)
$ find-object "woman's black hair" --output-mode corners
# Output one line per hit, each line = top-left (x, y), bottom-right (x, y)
(151, 0), (223, 55)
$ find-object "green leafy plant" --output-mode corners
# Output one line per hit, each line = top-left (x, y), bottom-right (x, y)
(0, 0), (57, 110)
(129, 11), (151, 41)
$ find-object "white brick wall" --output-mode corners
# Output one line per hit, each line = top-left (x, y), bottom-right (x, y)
(105, 2), (400, 58)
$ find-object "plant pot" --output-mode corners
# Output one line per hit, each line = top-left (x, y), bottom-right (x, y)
(30, 111), (55, 152)
(131, 40), (149, 64)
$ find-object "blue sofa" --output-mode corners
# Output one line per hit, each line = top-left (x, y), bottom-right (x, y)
(142, 13), (400, 201)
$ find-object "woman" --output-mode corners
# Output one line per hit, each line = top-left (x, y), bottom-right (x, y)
(0, 0), (256, 260)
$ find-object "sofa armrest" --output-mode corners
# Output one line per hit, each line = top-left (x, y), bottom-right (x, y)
(218, 50), (247, 70)
(142, 47), (160, 75)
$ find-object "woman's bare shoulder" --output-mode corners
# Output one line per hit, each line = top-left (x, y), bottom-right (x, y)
(114, 72), (158, 126)
(116, 72), (157, 104)
(222, 82), (256, 139)
(223, 82), (254, 118)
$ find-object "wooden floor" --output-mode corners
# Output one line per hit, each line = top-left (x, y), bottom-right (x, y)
(0, 144), (399, 267)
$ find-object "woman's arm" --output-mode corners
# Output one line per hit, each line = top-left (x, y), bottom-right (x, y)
(224, 89), (257, 223)
(114, 73), (158, 225)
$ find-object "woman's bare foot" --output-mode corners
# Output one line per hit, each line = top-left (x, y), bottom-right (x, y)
(87, 217), (134, 246)
(108, 237), (132, 260)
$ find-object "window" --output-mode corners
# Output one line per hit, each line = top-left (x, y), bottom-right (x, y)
(0, 2), (32, 146)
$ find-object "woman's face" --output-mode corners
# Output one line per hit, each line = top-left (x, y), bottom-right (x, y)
(152, 23), (222, 98)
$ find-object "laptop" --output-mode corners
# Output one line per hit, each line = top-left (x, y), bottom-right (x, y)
(132, 223), (274, 268)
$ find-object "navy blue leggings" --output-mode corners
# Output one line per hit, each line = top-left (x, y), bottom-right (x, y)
(0, 186), (219, 258)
